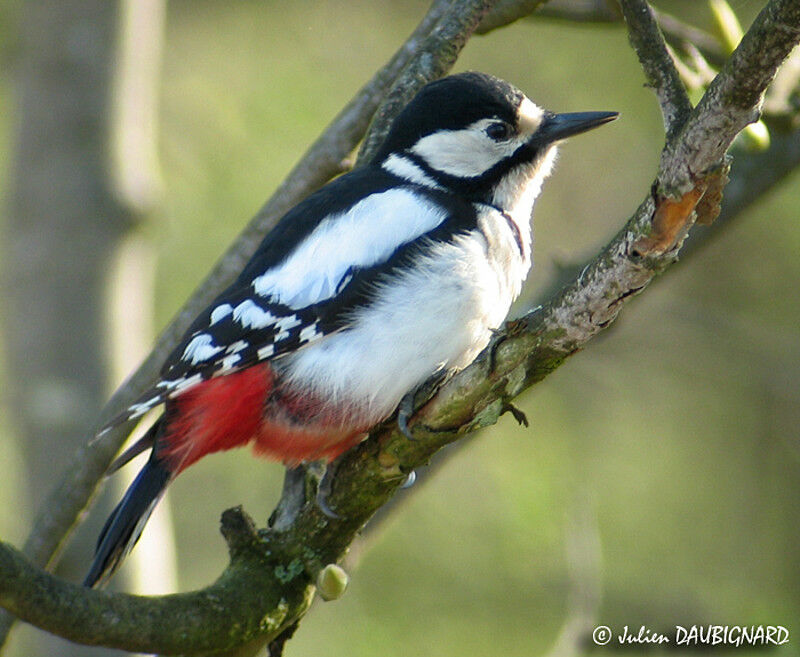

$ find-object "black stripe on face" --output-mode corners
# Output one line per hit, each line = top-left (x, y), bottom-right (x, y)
(402, 143), (551, 204)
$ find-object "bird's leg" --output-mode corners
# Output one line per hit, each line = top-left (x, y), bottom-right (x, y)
(502, 401), (529, 427)
(269, 466), (307, 529)
(486, 327), (508, 374)
(314, 459), (341, 519)
(397, 391), (416, 441)
(396, 369), (450, 441)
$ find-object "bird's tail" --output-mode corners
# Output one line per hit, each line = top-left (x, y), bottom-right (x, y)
(84, 429), (173, 588)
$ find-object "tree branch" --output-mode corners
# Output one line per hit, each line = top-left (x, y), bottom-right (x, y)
(2, 0), (799, 654)
(681, 120), (800, 257)
(477, 0), (727, 73)
(619, 0), (693, 140)
(475, 0), (549, 35)
(356, 0), (497, 163)
(0, 514), (308, 656)
(661, 0), (800, 193)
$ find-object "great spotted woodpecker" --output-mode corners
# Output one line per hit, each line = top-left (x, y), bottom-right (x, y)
(84, 72), (617, 587)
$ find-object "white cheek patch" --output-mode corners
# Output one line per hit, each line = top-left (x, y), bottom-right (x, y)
(516, 97), (544, 136)
(410, 127), (510, 178)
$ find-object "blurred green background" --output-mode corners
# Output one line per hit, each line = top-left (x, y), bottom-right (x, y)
(0, 1), (798, 656)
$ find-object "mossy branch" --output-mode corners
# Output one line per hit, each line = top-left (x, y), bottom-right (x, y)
(1, 0), (799, 655)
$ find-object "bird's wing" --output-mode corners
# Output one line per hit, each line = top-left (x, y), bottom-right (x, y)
(96, 168), (473, 437)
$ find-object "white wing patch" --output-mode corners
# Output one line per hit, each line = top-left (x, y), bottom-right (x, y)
(182, 333), (223, 364)
(274, 314), (301, 336)
(252, 188), (447, 308)
(210, 303), (233, 324)
(225, 340), (249, 354)
(128, 396), (161, 420)
(299, 322), (320, 342)
(219, 354), (242, 372)
(258, 344), (275, 360)
(233, 299), (275, 329)
(168, 373), (203, 395)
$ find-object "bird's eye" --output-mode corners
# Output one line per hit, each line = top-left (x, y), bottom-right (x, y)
(485, 122), (513, 141)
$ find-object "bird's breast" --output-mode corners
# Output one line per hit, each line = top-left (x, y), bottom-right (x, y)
(278, 214), (531, 426)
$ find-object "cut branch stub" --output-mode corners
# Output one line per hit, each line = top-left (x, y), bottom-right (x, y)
(633, 183), (706, 256)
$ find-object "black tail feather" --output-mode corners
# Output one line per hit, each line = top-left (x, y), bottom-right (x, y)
(84, 454), (172, 588)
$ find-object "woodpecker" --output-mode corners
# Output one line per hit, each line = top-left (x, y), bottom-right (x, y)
(84, 72), (617, 587)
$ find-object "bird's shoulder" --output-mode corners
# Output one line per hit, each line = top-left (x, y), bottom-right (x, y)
(236, 165), (474, 285)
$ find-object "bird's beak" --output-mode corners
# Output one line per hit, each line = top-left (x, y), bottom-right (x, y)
(537, 111), (619, 143)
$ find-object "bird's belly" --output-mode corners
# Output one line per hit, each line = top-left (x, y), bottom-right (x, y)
(279, 230), (526, 427)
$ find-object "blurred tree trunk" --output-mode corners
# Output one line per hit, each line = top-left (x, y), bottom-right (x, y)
(2, 0), (171, 653)
(106, 0), (178, 601)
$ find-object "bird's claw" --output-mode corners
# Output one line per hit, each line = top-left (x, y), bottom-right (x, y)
(396, 370), (451, 441)
(314, 461), (340, 519)
(397, 390), (416, 441)
(486, 328), (507, 374)
(503, 401), (529, 427)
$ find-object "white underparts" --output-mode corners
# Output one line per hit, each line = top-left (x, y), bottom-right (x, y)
(281, 193), (543, 429)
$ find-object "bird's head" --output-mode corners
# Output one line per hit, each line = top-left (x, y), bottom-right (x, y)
(376, 72), (618, 208)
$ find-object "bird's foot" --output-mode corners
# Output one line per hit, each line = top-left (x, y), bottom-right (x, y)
(397, 390), (417, 441)
(396, 370), (450, 441)
(486, 327), (509, 374)
(502, 401), (529, 427)
(314, 459), (341, 519)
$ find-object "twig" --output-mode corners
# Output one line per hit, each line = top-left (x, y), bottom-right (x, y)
(660, 0), (800, 193)
(0, 531), (304, 655)
(475, 0), (549, 34)
(356, 0), (497, 163)
(654, 8), (726, 68)
(477, 0), (727, 75)
(534, 0), (620, 25)
(619, 0), (693, 141)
